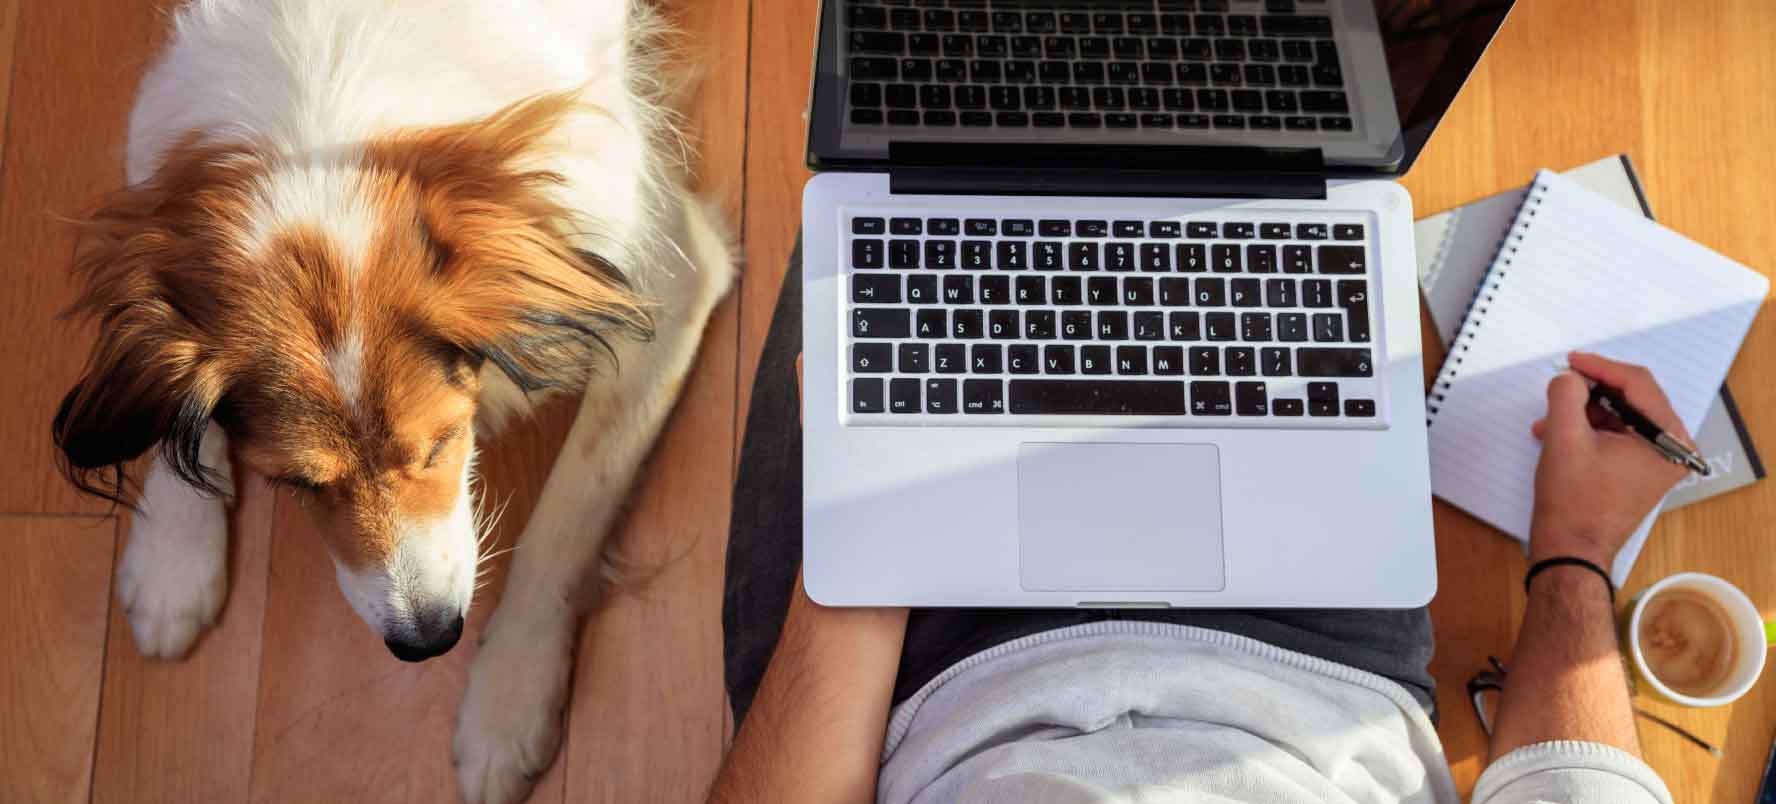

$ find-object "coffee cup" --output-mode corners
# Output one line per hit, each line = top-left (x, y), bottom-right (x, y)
(1625, 573), (1770, 707)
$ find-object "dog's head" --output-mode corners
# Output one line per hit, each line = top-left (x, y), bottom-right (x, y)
(52, 95), (650, 661)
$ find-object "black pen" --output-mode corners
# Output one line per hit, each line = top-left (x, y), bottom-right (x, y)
(1587, 384), (1711, 476)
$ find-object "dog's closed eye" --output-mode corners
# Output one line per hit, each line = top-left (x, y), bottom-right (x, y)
(271, 473), (325, 495)
(425, 424), (466, 469)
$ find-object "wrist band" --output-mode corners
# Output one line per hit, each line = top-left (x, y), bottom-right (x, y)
(1524, 556), (1616, 603)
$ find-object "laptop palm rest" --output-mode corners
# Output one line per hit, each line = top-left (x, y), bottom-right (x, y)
(1018, 443), (1226, 593)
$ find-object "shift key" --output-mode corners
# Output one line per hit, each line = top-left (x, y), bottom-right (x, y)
(1297, 347), (1373, 377)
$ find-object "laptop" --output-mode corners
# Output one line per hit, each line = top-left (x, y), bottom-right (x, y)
(801, 0), (1515, 608)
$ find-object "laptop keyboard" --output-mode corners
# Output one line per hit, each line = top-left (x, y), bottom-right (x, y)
(844, 211), (1384, 423)
(844, 0), (1353, 134)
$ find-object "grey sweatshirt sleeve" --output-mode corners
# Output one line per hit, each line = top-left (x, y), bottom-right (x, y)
(1472, 741), (1674, 804)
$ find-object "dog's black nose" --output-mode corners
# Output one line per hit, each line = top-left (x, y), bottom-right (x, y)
(385, 613), (465, 663)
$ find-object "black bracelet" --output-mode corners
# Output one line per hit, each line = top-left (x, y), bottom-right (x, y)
(1524, 556), (1616, 603)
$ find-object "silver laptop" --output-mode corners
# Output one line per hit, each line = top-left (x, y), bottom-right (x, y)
(801, 0), (1515, 607)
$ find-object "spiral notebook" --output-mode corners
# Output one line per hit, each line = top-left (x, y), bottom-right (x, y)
(1426, 169), (1770, 583)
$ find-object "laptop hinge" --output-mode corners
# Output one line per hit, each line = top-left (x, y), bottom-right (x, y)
(887, 142), (1328, 200)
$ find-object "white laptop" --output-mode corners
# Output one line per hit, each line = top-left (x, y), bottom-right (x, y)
(801, 0), (1516, 608)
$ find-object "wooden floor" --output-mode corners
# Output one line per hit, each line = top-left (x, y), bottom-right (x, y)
(1, 2), (1771, 802)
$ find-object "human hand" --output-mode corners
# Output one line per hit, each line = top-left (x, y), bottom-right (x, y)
(1527, 352), (1691, 567)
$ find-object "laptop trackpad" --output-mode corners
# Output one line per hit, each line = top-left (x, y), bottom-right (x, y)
(1018, 443), (1226, 593)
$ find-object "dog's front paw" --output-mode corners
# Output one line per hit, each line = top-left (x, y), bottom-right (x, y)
(117, 500), (229, 660)
(453, 613), (575, 804)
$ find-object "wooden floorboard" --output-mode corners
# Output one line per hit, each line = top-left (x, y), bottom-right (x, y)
(0, 0), (164, 515)
(0, 0), (21, 168)
(89, 481), (275, 804)
(0, 515), (116, 804)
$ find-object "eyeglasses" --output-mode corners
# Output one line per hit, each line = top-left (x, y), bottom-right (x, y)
(1466, 656), (1723, 758)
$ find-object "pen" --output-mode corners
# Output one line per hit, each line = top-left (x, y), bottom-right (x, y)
(1586, 384), (1711, 476)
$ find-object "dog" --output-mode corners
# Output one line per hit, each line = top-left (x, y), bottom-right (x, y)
(49, 1), (733, 801)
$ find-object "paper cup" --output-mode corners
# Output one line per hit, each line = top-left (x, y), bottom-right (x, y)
(1625, 573), (1768, 708)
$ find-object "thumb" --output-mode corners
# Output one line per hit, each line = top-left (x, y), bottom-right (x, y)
(1541, 371), (1593, 441)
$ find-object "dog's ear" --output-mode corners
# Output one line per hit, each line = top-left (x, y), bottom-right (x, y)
(370, 93), (656, 393)
(52, 153), (235, 505)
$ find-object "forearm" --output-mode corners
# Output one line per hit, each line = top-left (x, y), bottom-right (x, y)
(1489, 565), (1641, 760)
(707, 577), (908, 804)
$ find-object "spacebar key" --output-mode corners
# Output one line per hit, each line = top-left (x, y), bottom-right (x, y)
(1009, 380), (1187, 414)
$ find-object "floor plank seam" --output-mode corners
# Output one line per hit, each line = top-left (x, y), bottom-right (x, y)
(82, 517), (119, 804)
(731, 0), (757, 472)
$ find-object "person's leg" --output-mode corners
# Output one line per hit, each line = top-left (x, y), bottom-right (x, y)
(721, 246), (806, 726)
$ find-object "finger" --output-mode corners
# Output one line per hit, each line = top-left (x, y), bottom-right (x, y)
(1567, 351), (1689, 438)
(1530, 417), (1546, 440)
(1542, 370), (1594, 440)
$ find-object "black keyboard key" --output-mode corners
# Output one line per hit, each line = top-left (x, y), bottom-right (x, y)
(1230, 277), (1261, 307)
(1261, 346), (1291, 377)
(1213, 114), (1246, 129)
(955, 85), (986, 108)
(1140, 112), (1173, 128)
(1313, 63), (1343, 87)
(1140, 244), (1172, 272)
(1073, 62), (1105, 83)
(889, 378), (920, 413)
(851, 32), (905, 54)
(1232, 89), (1264, 113)
(1003, 218), (1034, 237)
(900, 58), (934, 81)
(851, 6), (887, 29)
(988, 309), (1017, 339)
(1054, 279), (1085, 307)
(1069, 243), (1099, 271)
(1134, 310), (1165, 341)
(1260, 223), (1292, 240)
(1298, 347), (1373, 377)
(935, 344), (966, 374)
(853, 273), (900, 303)
(1190, 381), (1233, 415)
(1145, 63), (1177, 84)
(1197, 88), (1230, 111)
(1273, 398), (1304, 416)
(943, 274), (974, 304)
(1039, 219), (1072, 237)
(853, 378), (885, 413)
(1240, 311), (1272, 341)
(991, 11), (1023, 32)
(926, 378), (958, 412)
(1150, 221), (1182, 239)
(1223, 222), (1256, 239)
(1004, 60), (1036, 83)
(1097, 311), (1129, 340)
(1265, 277), (1297, 307)
(922, 110), (957, 126)
(1080, 345), (1112, 374)
(971, 344), (1002, 373)
(1068, 112), (1103, 128)
(1307, 381), (1339, 417)
(1333, 224), (1365, 240)
(919, 84), (951, 108)
(916, 308), (945, 338)
(1015, 275), (1047, 305)
(890, 217), (922, 235)
(1320, 116), (1353, 132)
(889, 238), (919, 268)
(961, 240), (991, 269)
(1025, 86), (1057, 110)
(899, 343), (929, 374)
(1122, 277), (1155, 305)
(1061, 310), (1092, 340)
(1278, 312), (1307, 341)
(1010, 379), (1185, 415)
(908, 34), (940, 56)
(1285, 115), (1317, 130)
(1211, 244), (1242, 273)
(853, 217), (886, 237)
(1311, 312), (1343, 342)
(1160, 277), (1191, 307)
(979, 275), (1010, 305)
(1170, 311), (1202, 341)
(977, 36), (1009, 58)
(886, 109), (919, 126)
(1043, 345), (1076, 374)
(1153, 346), (1185, 375)
(935, 58), (968, 81)
(1189, 346), (1219, 375)
(1249, 38), (1281, 62)
(1024, 309), (1056, 339)
(1299, 90), (1349, 113)
(1205, 311), (1236, 342)
(1296, 223), (1328, 240)
(989, 85), (1021, 110)
(970, 60), (1002, 82)
(958, 10), (989, 31)
(1236, 381), (1269, 415)
(1060, 87), (1092, 110)
(1009, 344), (1039, 375)
(1105, 242), (1136, 271)
(1162, 88), (1196, 111)
(1282, 40), (1314, 61)
(1318, 245), (1366, 274)
(1011, 36), (1041, 57)
(852, 342), (891, 373)
(1302, 278), (1332, 307)
(1034, 241), (1064, 271)
(1210, 63), (1242, 85)
(1282, 244), (1313, 273)
(953, 309), (984, 339)
(1178, 113), (1212, 128)
(963, 379), (1004, 413)
(1077, 219), (1109, 238)
(920, 217), (956, 236)
(1247, 245), (1277, 274)
(1345, 399), (1376, 417)
(1108, 62), (1142, 84)
(1226, 346), (1255, 376)
(1040, 60), (1072, 82)
(1338, 280), (1371, 343)
(1079, 36), (1111, 58)
(924, 240), (956, 269)
(852, 82), (883, 108)
(1162, 14), (1193, 35)
(853, 229), (889, 262)
(1195, 276), (1226, 306)
(1116, 346), (1148, 375)
(907, 274), (938, 304)
(1187, 222), (1218, 239)
(889, 8), (919, 29)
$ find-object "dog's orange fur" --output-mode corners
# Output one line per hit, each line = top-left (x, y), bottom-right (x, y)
(56, 93), (651, 571)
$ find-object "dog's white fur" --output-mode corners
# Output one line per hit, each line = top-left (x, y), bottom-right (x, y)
(117, 2), (732, 801)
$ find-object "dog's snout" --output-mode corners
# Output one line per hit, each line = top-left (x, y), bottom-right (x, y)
(384, 611), (466, 663)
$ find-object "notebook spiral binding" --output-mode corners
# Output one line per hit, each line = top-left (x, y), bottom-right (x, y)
(1424, 178), (1552, 426)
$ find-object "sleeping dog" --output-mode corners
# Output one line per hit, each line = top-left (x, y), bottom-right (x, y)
(50, 1), (733, 801)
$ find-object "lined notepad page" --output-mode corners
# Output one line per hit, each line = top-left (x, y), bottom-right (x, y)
(1427, 170), (1769, 583)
